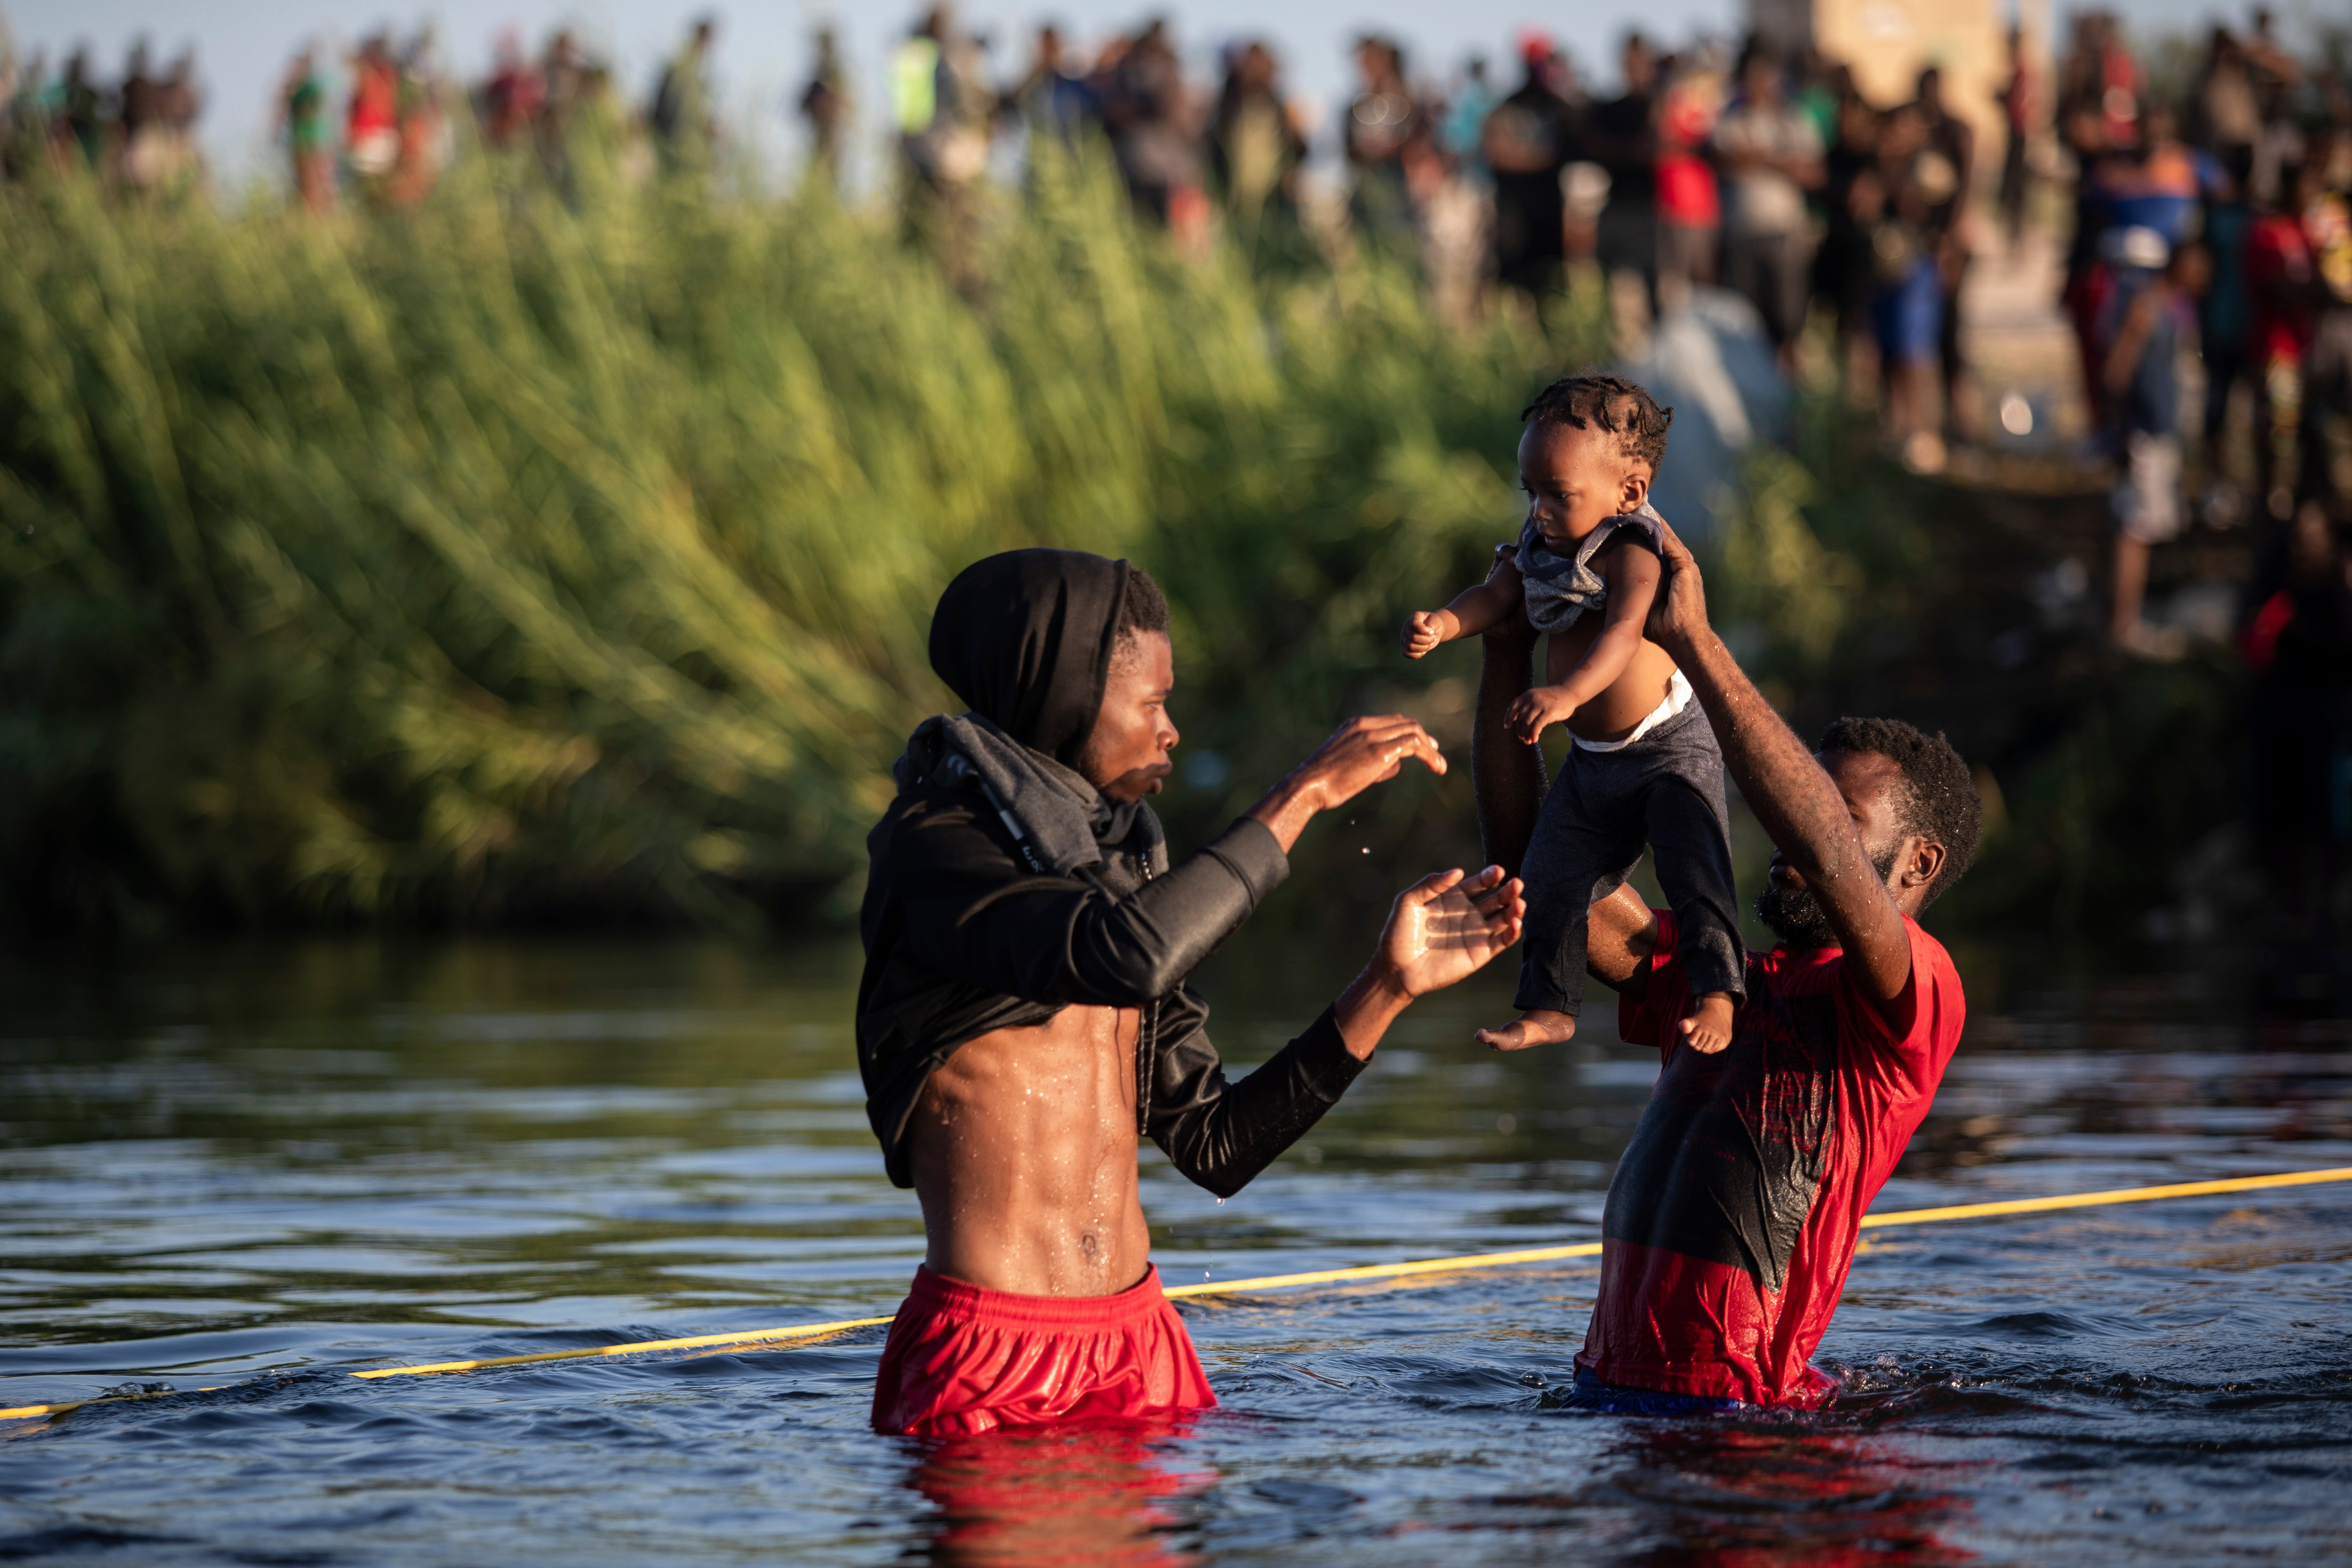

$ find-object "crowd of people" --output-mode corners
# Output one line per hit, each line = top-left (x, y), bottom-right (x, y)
(2030, 9), (2350, 918)
(7, 6), (2352, 903)
(2047, 13), (2351, 645)
(0, 39), (204, 195)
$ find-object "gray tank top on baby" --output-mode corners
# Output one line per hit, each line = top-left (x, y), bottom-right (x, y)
(1517, 502), (1668, 634)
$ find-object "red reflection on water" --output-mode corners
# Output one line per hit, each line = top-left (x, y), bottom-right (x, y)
(906, 1416), (1213, 1568)
(1597, 1420), (1976, 1566)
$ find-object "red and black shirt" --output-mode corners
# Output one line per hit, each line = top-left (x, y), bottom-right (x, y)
(1580, 911), (1966, 1405)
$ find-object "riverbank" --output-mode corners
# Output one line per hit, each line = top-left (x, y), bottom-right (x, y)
(0, 161), (2257, 945)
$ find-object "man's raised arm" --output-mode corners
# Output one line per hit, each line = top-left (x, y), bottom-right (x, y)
(1470, 547), (1547, 877)
(1642, 523), (1916, 1004)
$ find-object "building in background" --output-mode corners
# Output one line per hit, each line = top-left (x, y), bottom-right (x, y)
(1752, 0), (2030, 176)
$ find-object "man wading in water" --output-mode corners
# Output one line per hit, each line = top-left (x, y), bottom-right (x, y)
(858, 549), (1527, 1436)
(1473, 521), (1981, 1410)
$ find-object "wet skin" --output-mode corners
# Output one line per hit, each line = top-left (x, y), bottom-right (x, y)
(1404, 420), (1724, 1051)
(1402, 420), (1681, 744)
(907, 630), (1528, 1297)
(1475, 517), (1949, 1037)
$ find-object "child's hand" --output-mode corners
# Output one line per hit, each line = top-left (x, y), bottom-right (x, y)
(1506, 685), (1581, 743)
(1400, 609), (1457, 660)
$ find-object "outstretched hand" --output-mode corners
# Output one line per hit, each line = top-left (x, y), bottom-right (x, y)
(1246, 715), (1446, 853)
(1377, 866), (1526, 999)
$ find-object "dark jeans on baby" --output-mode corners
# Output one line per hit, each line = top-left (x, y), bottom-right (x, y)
(1516, 701), (1746, 1018)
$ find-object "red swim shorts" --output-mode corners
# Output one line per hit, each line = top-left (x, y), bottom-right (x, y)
(872, 1264), (1216, 1438)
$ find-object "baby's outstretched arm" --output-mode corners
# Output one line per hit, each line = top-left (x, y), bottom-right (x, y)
(1505, 541), (1661, 741)
(1403, 557), (1524, 659)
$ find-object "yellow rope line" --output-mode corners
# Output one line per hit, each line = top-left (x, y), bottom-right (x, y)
(1851, 1165), (2352, 1226)
(6, 1164), (2347, 1423)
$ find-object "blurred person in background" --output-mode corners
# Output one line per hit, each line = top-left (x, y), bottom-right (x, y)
(1102, 18), (1202, 240)
(2061, 11), (2138, 159)
(153, 47), (201, 195)
(2097, 229), (2206, 657)
(1793, 46), (1838, 144)
(2295, 131), (2352, 522)
(2202, 146), (2259, 517)
(2197, 26), (2263, 172)
(1206, 40), (1304, 231)
(389, 29), (450, 204)
(1442, 55), (1494, 183)
(2240, 7), (2304, 207)
(1654, 50), (1723, 292)
(1997, 25), (2036, 250)
(1816, 72), (1882, 395)
(1345, 33), (1422, 251)
(1713, 41), (1823, 364)
(895, 7), (995, 276)
(800, 27), (849, 190)
(1009, 24), (1094, 147)
(345, 34), (400, 196)
(649, 16), (717, 170)
(1869, 101), (1948, 470)
(535, 30), (600, 192)
(114, 39), (159, 191)
(478, 31), (544, 151)
(277, 46), (332, 210)
(2106, 105), (2222, 249)
(60, 47), (104, 171)
(2248, 158), (2325, 519)
(1588, 33), (1661, 315)
(2060, 97), (2135, 416)
(1482, 32), (1579, 301)
(1911, 68), (1973, 440)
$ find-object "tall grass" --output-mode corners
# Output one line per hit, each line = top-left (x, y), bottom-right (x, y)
(1, 153), (1618, 929)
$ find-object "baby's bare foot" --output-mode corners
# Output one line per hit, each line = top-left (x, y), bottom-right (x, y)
(1678, 992), (1735, 1054)
(1477, 1009), (1578, 1051)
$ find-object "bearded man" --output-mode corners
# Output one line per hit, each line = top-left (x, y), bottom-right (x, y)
(1474, 522), (1983, 1409)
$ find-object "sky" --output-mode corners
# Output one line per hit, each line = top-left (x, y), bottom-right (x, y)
(0, 0), (2336, 187)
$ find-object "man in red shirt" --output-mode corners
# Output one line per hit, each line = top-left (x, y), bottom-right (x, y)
(1472, 523), (1982, 1409)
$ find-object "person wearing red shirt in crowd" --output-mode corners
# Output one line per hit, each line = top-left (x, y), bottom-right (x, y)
(1654, 58), (1723, 290)
(345, 34), (401, 190)
(1470, 519), (1981, 1409)
(2247, 159), (2327, 520)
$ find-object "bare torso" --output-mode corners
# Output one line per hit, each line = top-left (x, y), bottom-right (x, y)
(1546, 601), (1680, 742)
(906, 1004), (1154, 1297)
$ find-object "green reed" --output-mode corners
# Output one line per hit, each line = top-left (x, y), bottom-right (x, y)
(0, 152), (1649, 927)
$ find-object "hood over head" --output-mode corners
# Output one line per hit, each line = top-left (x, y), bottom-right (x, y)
(927, 549), (1134, 769)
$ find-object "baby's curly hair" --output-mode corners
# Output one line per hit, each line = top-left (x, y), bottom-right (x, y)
(1520, 374), (1675, 471)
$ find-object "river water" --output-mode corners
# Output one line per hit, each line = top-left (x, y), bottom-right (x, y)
(2, 933), (2349, 1564)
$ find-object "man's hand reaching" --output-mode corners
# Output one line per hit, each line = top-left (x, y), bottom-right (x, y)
(1379, 866), (1526, 997)
(1246, 715), (1446, 854)
(1333, 866), (1526, 1059)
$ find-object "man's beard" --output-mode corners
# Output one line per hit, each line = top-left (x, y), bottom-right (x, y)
(1754, 845), (1900, 949)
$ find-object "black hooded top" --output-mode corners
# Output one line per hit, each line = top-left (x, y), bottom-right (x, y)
(855, 549), (1367, 1192)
